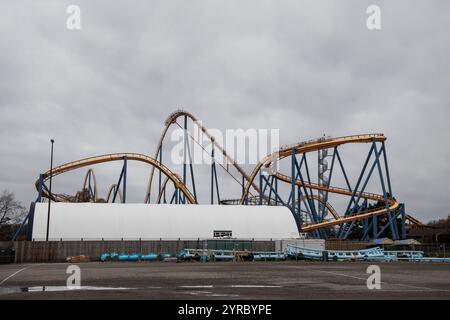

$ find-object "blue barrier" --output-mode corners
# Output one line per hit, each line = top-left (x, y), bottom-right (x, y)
(101, 251), (169, 262)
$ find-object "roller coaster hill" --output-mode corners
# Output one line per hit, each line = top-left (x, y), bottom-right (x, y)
(16, 110), (426, 241)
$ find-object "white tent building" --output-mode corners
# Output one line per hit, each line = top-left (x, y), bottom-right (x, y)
(31, 203), (299, 241)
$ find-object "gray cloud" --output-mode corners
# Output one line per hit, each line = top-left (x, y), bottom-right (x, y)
(0, 0), (449, 222)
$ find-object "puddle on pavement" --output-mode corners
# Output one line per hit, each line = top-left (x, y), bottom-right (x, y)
(0, 286), (133, 295)
(0, 283), (282, 295)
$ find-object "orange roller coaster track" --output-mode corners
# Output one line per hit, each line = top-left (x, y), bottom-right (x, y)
(35, 153), (197, 204)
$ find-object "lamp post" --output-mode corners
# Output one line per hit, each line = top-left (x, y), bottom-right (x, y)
(46, 139), (54, 242)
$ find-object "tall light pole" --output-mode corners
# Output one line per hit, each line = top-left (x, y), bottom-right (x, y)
(46, 139), (54, 242)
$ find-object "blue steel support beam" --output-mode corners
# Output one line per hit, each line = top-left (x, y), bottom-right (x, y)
(213, 162), (220, 204)
(260, 175), (302, 231)
(376, 207), (404, 238)
(293, 156), (317, 223)
(113, 186), (118, 203)
(361, 208), (400, 240)
(241, 175), (245, 202)
(158, 143), (162, 203)
(338, 145), (384, 238)
(342, 199), (368, 239)
(37, 174), (43, 203)
(186, 134), (197, 203)
(291, 148), (296, 216)
(259, 172), (263, 205)
(261, 174), (272, 201)
(268, 175), (274, 204)
(261, 175), (287, 207)
(211, 144), (215, 204)
(373, 140), (398, 240)
(343, 147), (384, 234)
(338, 144), (376, 237)
(373, 215), (378, 240)
(287, 154), (305, 204)
(293, 155), (321, 238)
(298, 155), (321, 228)
(352, 150), (382, 207)
(112, 165), (124, 203)
(299, 196), (320, 238)
(362, 218), (374, 240)
(170, 188), (178, 204)
(335, 148), (353, 193)
(303, 154), (317, 214)
(123, 156), (127, 204)
(382, 141), (393, 196)
(41, 184), (56, 202)
(297, 184), (302, 229)
(259, 175), (274, 205)
(87, 172), (92, 198)
(275, 177), (278, 206)
(343, 144), (374, 216)
(303, 155), (324, 238)
(209, 143), (221, 204)
(182, 115), (188, 204)
(401, 204), (406, 239)
(362, 218), (369, 240)
(335, 147), (362, 233)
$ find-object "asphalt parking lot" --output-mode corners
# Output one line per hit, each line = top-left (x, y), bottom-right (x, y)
(0, 261), (449, 299)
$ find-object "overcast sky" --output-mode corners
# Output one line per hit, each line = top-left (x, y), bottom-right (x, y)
(0, 1), (449, 222)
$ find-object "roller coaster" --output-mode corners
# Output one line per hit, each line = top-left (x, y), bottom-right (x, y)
(18, 110), (425, 241)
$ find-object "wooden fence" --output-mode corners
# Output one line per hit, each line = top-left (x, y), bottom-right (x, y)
(1, 240), (275, 263)
(1, 239), (399, 263)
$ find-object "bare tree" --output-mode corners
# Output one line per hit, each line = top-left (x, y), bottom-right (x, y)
(0, 190), (26, 226)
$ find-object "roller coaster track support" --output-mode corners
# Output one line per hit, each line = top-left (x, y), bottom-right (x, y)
(144, 110), (259, 204)
(21, 110), (425, 242)
(251, 135), (404, 240)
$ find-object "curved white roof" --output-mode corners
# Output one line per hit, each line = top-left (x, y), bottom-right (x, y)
(31, 203), (298, 241)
